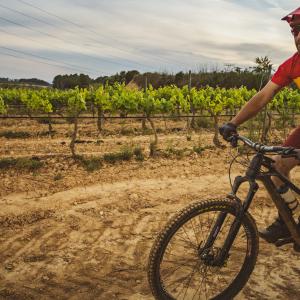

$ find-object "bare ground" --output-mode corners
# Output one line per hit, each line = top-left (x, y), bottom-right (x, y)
(0, 120), (299, 299)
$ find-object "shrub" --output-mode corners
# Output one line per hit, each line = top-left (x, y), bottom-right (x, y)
(120, 128), (135, 135)
(195, 117), (213, 129)
(193, 145), (205, 154)
(103, 146), (134, 164)
(118, 146), (133, 161)
(166, 146), (185, 158)
(103, 153), (119, 164)
(77, 156), (103, 171)
(133, 146), (144, 161)
(0, 157), (43, 171)
(0, 131), (31, 139)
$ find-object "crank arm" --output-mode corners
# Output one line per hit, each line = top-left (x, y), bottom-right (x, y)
(274, 237), (293, 247)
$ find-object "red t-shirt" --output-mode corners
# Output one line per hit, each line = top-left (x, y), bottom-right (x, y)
(272, 52), (300, 148)
(271, 52), (300, 88)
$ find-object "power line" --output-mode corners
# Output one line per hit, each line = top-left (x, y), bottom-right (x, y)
(0, 46), (103, 75)
(0, 2), (130, 67)
(0, 50), (76, 71)
(0, 114), (237, 119)
(14, 0), (183, 68)
(0, 46), (105, 76)
(0, 16), (153, 71)
(0, 28), (99, 74)
(0, 16), (62, 42)
(3, 2), (158, 70)
(0, 3), (60, 29)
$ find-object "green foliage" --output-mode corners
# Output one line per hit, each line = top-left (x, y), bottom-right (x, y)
(253, 56), (273, 74)
(78, 156), (103, 172)
(193, 145), (205, 154)
(133, 146), (144, 161)
(118, 146), (133, 161)
(90, 84), (111, 112)
(0, 157), (43, 171)
(165, 146), (186, 158)
(0, 95), (6, 114)
(103, 146), (134, 164)
(19, 89), (52, 113)
(53, 73), (92, 89)
(1, 85), (300, 136)
(195, 116), (213, 128)
(4, 85), (299, 120)
(0, 131), (31, 139)
(271, 88), (300, 117)
(65, 87), (87, 116)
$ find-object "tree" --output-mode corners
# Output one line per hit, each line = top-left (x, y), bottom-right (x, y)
(125, 70), (139, 84)
(175, 71), (185, 86)
(52, 74), (92, 89)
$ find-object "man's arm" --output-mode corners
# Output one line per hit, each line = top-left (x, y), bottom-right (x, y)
(230, 80), (281, 126)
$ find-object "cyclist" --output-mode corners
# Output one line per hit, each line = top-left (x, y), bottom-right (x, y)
(220, 7), (300, 244)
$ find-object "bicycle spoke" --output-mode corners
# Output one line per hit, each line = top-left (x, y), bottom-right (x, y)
(149, 200), (256, 300)
(181, 224), (197, 249)
(171, 232), (199, 250)
(163, 259), (196, 269)
(197, 215), (205, 239)
(191, 274), (203, 300)
(175, 262), (199, 299)
(196, 265), (209, 299)
(204, 211), (218, 242)
(189, 217), (201, 245)
(164, 265), (194, 294)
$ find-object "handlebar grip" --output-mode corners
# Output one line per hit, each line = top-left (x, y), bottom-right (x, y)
(229, 135), (238, 148)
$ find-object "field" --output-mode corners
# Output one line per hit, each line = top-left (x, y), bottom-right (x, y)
(0, 117), (300, 299)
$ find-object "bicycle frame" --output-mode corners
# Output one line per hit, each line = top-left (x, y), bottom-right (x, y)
(202, 151), (300, 266)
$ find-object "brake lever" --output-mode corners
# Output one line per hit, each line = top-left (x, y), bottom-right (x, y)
(229, 135), (238, 148)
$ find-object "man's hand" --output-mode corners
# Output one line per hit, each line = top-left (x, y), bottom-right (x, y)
(219, 123), (237, 141)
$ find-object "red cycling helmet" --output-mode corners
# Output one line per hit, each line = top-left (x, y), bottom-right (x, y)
(282, 7), (300, 23)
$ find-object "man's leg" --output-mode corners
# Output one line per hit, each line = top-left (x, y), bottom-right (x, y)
(272, 155), (299, 186)
(259, 127), (300, 243)
(259, 155), (299, 242)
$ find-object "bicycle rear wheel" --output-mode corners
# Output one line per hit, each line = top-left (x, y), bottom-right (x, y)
(148, 198), (259, 300)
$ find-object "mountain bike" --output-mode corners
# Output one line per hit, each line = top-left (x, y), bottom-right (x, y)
(147, 135), (300, 300)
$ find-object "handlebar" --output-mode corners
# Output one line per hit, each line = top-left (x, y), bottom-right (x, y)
(229, 135), (298, 156)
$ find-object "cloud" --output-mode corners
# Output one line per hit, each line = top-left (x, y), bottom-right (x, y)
(0, 0), (298, 81)
(222, 0), (277, 10)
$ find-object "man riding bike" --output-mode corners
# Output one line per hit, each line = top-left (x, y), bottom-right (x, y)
(220, 7), (300, 244)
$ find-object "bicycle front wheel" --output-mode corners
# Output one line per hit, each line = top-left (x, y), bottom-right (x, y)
(148, 198), (259, 300)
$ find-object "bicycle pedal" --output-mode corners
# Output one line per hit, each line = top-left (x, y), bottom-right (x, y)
(274, 237), (293, 247)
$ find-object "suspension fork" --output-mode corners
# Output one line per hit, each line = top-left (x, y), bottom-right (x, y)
(201, 177), (258, 258)
(202, 154), (262, 265)
(213, 180), (258, 265)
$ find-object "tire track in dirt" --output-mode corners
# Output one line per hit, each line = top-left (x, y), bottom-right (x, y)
(0, 174), (299, 299)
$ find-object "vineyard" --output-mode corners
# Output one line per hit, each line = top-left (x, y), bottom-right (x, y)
(1, 85), (300, 299)
(1, 84), (300, 157)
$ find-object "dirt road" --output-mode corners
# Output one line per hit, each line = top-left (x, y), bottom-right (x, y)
(1, 169), (300, 299)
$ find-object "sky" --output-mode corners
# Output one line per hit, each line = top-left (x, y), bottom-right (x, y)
(0, 0), (298, 83)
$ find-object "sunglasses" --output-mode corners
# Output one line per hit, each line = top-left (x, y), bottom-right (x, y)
(291, 24), (300, 37)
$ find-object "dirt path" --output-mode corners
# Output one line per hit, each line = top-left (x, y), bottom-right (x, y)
(0, 173), (300, 299)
